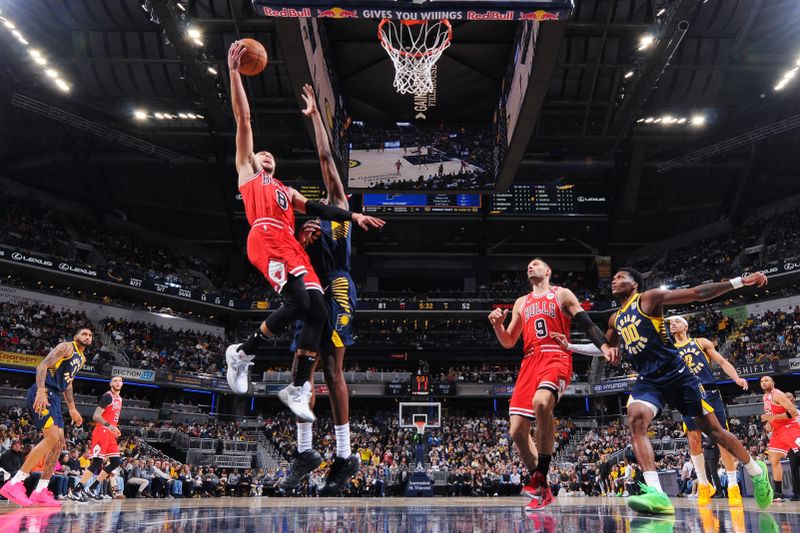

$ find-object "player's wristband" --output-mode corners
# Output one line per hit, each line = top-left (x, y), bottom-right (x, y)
(729, 276), (744, 289)
(786, 412), (793, 419)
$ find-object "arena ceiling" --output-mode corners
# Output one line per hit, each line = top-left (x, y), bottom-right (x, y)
(0, 0), (798, 261)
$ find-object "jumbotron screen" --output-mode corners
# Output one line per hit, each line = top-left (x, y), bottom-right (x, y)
(362, 193), (482, 214)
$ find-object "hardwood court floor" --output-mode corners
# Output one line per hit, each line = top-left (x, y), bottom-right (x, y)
(1, 495), (799, 532)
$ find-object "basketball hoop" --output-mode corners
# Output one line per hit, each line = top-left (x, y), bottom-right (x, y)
(378, 18), (452, 96)
(414, 420), (426, 435)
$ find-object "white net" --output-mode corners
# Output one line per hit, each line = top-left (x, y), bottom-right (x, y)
(378, 19), (452, 96)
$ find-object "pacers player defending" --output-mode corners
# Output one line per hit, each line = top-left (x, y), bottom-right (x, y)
(760, 375), (800, 502)
(69, 375), (123, 502)
(489, 258), (617, 511)
(224, 41), (384, 422)
(668, 316), (748, 507)
(0, 327), (91, 507)
(603, 268), (772, 514)
(280, 85), (360, 494)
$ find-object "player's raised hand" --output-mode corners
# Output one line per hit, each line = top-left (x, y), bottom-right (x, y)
(735, 377), (749, 390)
(299, 219), (322, 247)
(352, 213), (385, 231)
(488, 308), (508, 327)
(741, 272), (768, 288)
(301, 84), (318, 116)
(228, 41), (247, 71)
(549, 332), (570, 349)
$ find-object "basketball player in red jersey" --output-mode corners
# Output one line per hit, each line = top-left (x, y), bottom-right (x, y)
(488, 258), (618, 511)
(760, 375), (800, 502)
(69, 375), (123, 503)
(224, 41), (384, 423)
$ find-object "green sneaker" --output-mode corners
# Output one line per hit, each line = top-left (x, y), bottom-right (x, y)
(627, 483), (675, 515)
(751, 459), (774, 509)
(630, 517), (675, 533)
(758, 513), (779, 533)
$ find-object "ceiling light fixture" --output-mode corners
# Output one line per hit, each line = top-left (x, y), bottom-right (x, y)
(638, 34), (655, 51)
(625, 70), (634, 79)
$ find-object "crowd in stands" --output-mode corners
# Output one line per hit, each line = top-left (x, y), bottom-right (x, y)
(102, 318), (225, 376)
(0, 193), (73, 260)
(0, 301), (111, 362)
(356, 318), (496, 349)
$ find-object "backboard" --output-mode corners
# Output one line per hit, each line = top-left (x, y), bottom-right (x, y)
(399, 402), (441, 429)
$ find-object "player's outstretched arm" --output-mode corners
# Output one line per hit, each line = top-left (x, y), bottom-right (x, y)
(301, 84), (347, 209)
(488, 297), (524, 349)
(697, 337), (748, 390)
(229, 41), (256, 179)
(557, 288), (618, 364)
(291, 189), (385, 230)
(642, 272), (767, 308)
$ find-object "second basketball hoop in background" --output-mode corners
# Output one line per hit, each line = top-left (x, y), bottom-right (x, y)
(378, 19), (452, 96)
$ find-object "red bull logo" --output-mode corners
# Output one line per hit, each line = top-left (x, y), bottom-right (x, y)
(317, 7), (359, 19)
(519, 10), (560, 21)
(466, 10), (514, 21)
(262, 6), (311, 17)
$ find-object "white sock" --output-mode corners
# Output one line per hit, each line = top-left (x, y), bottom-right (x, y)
(297, 422), (313, 453)
(744, 457), (763, 477)
(9, 471), (29, 484)
(726, 471), (738, 488)
(334, 423), (351, 458)
(643, 471), (663, 492)
(35, 479), (50, 493)
(691, 454), (709, 485)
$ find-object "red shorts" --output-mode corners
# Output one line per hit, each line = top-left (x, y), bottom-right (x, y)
(768, 422), (800, 456)
(247, 224), (322, 294)
(509, 349), (572, 419)
(90, 426), (120, 459)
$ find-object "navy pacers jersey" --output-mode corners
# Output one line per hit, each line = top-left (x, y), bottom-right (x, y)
(46, 341), (86, 392)
(307, 219), (351, 280)
(675, 338), (716, 386)
(615, 293), (684, 380)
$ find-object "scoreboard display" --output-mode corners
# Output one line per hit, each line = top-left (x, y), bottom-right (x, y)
(489, 184), (607, 216)
(363, 194), (481, 214)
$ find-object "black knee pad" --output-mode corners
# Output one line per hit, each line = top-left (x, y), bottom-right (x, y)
(90, 457), (104, 475)
(103, 456), (122, 474)
(266, 275), (311, 333)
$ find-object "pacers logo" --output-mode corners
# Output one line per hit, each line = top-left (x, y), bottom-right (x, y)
(617, 314), (648, 355)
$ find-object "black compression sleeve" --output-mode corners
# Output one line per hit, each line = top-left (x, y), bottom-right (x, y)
(305, 201), (353, 222)
(573, 311), (608, 349)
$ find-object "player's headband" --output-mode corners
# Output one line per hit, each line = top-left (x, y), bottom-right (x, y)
(666, 316), (688, 327)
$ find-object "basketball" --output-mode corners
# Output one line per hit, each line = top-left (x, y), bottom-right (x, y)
(238, 38), (268, 76)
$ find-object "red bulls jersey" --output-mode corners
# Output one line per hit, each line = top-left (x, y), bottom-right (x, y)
(239, 170), (296, 233)
(520, 286), (572, 357)
(98, 391), (122, 426)
(764, 390), (800, 432)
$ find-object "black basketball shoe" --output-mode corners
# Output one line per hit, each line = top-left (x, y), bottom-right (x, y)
(319, 454), (360, 496)
(280, 449), (323, 489)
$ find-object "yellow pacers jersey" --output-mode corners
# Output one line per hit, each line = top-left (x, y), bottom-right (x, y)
(675, 338), (716, 386)
(614, 293), (684, 380)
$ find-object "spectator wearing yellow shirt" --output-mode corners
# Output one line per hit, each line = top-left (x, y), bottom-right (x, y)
(358, 446), (372, 465)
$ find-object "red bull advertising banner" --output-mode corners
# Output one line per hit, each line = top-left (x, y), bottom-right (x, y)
(253, 1), (573, 21)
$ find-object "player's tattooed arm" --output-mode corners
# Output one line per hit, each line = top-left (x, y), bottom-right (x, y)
(93, 406), (109, 426)
(301, 84), (348, 208)
(643, 272), (767, 308)
(698, 338), (748, 390)
(33, 342), (71, 414)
